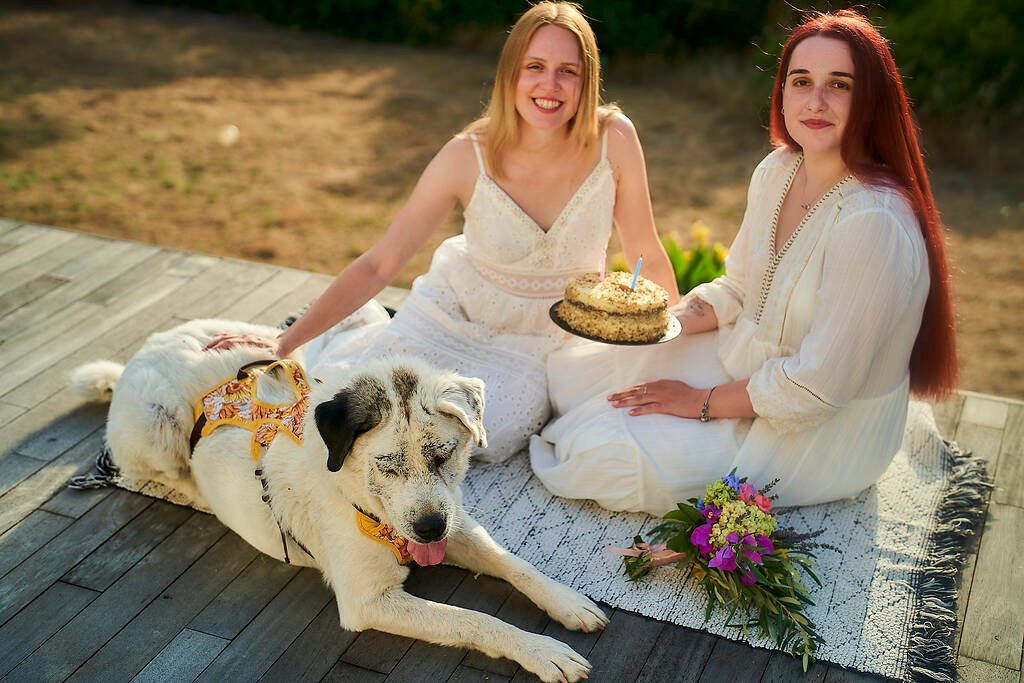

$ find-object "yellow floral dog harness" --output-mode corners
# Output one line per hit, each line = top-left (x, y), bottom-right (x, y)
(355, 508), (413, 565)
(192, 359), (311, 461)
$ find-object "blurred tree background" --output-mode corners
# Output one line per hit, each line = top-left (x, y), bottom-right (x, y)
(152, 0), (1023, 120)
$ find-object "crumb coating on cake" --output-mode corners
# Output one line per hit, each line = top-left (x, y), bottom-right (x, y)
(559, 271), (671, 342)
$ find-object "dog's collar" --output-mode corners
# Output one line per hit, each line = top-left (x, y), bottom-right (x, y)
(353, 506), (412, 565)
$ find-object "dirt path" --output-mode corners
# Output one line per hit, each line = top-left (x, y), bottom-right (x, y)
(2, 1), (1021, 398)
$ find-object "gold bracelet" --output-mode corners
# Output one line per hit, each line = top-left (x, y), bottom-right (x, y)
(699, 386), (716, 423)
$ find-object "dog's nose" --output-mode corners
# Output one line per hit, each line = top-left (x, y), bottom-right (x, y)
(412, 512), (447, 542)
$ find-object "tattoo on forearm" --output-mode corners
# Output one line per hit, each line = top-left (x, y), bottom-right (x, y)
(684, 297), (706, 317)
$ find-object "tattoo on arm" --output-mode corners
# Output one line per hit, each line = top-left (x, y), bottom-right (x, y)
(684, 297), (706, 317)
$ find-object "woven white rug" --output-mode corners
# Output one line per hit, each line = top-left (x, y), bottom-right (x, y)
(101, 401), (986, 682)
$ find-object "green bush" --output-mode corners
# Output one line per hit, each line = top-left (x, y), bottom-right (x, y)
(152, 0), (1023, 115)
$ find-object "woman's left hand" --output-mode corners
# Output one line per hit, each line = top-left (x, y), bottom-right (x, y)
(607, 380), (705, 418)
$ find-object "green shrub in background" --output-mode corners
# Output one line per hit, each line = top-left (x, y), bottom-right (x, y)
(883, 0), (1023, 116)
(611, 221), (727, 295)
(153, 0), (1023, 116)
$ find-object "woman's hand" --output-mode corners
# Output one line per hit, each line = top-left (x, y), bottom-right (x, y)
(607, 380), (706, 418)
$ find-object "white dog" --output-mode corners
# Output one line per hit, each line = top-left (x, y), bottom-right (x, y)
(71, 319), (608, 682)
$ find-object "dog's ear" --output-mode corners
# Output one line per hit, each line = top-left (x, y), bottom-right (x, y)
(437, 376), (487, 448)
(314, 388), (385, 472)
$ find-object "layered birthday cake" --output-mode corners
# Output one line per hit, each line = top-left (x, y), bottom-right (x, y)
(556, 271), (672, 343)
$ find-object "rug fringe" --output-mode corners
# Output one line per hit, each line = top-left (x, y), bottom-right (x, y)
(907, 441), (991, 683)
(67, 447), (121, 490)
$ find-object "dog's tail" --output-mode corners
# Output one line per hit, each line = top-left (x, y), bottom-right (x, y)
(69, 361), (125, 403)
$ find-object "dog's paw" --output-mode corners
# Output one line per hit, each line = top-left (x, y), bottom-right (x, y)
(518, 633), (591, 683)
(541, 582), (610, 633)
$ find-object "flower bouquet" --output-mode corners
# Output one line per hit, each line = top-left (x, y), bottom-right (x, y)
(610, 470), (824, 670)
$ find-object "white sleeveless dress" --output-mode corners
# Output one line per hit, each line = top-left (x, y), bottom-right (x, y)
(531, 148), (930, 513)
(304, 133), (616, 462)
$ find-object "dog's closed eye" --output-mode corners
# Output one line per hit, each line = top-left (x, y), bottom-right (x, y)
(375, 455), (403, 477)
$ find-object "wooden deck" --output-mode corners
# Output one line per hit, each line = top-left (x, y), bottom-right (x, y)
(0, 220), (1020, 683)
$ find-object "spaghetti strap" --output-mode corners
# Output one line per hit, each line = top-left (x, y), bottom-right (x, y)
(600, 129), (609, 160)
(469, 133), (487, 175)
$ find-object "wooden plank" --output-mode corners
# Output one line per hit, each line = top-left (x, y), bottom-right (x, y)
(760, 652), (827, 682)
(956, 551), (979, 653)
(697, 638), (770, 682)
(462, 585), (550, 677)
(0, 401), (26, 424)
(215, 267), (311, 323)
(960, 394), (1010, 430)
(0, 581), (99, 679)
(959, 502), (1024, 669)
(189, 553), (299, 639)
(259, 602), (359, 683)
(0, 510), (73, 578)
(1, 392), (106, 462)
(131, 628), (229, 683)
(61, 500), (194, 591)
(1, 256), (267, 410)
(447, 666), (511, 683)
(0, 453), (44, 498)
(0, 232), (105, 297)
(0, 489), (151, 626)
(0, 240), (160, 346)
(342, 564), (467, 674)
(39, 474), (115, 518)
(568, 610), (664, 683)
(954, 422), (1005, 477)
(387, 639), (468, 683)
(635, 626), (716, 683)
(0, 227), (76, 275)
(0, 274), (69, 318)
(193, 568), (333, 683)
(4, 512), (226, 683)
(243, 272), (331, 327)
(955, 656), (1018, 683)
(0, 218), (26, 236)
(994, 404), (1023, 508)
(69, 530), (257, 683)
(322, 662), (386, 683)
(0, 427), (105, 534)
(822, 668), (888, 681)
(0, 252), (212, 395)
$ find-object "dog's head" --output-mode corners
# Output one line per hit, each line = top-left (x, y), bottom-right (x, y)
(310, 356), (485, 553)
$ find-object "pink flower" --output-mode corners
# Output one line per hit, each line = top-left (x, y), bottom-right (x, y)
(755, 535), (775, 554)
(754, 492), (772, 513)
(690, 523), (714, 556)
(739, 482), (756, 504)
(740, 568), (757, 586)
(708, 546), (737, 572)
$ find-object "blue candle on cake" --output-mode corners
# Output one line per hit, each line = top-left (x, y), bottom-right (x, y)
(630, 254), (643, 291)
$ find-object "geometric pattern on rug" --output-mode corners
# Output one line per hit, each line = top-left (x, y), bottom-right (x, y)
(111, 401), (980, 682)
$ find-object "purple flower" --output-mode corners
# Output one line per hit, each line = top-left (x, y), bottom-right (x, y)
(690, 523), (714, 555)
(696, 498), (705, 511)
(755, 534), (775, 554)
(723, 473), (741, 493)
(740, 569), (757, 586)
(726, 532), (740, 544)
(742, 548), (763, 565)
(708, 545), (737, 572)
(701, 504), (721, 522)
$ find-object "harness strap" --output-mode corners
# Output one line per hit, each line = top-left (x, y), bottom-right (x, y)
(256, 466), (315, 564)
(189, 358), (279, 455)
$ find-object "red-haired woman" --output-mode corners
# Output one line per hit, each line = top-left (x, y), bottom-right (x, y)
(532, 10), (958, 513)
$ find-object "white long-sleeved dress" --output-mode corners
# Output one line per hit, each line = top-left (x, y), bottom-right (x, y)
(530, 148), (930, 514)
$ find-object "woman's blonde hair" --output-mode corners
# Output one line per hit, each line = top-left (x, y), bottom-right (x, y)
(465, 2), (615, 178)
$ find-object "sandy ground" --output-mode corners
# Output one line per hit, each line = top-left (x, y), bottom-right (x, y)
(1, 1), (1021, 398)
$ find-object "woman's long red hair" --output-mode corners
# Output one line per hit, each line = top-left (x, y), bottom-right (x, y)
(769, 10), (957, 398)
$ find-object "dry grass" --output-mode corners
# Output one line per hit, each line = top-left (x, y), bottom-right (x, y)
(2, 1), (1022, 398)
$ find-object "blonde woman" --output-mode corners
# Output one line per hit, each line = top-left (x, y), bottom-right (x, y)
(275, 2), (678, 462)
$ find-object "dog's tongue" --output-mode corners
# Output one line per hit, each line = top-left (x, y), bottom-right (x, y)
(406, 538), (448, 566)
